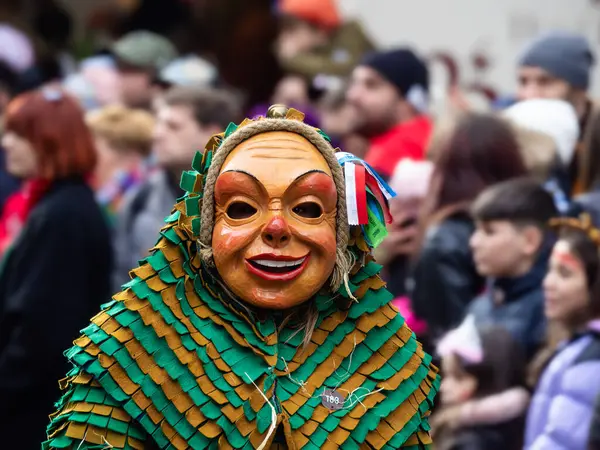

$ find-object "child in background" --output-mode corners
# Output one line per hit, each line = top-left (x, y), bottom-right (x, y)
(433, 316), (528, 450)
(468, 177), (557, 358)
(525, 214), (600, 450)
(86, 105), (154, 225)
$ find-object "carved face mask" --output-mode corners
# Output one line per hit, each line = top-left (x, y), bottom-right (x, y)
(212, 131), (338, 309)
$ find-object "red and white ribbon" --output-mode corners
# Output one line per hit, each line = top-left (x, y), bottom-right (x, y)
(344, 162), (369, 225)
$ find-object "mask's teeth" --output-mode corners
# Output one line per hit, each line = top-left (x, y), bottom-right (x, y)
(252, 257), (305, 269)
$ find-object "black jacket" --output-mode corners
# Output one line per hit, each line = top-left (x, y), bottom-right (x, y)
(0, 151), (19, 207)
(590, 392), (600, 450)
(449, 420), (524, 450)
(469, 240), (552, 359)
(0, 178), (112, 449)
(409, 212), (484, 340)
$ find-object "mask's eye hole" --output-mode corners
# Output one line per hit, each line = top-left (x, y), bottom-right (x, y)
(293, 202), (323, 219)
(226, 202), (257, 219)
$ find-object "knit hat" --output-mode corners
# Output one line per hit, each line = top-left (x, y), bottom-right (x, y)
(111, 30), (178, 72)
(361, 48), (429, 113)
(519, 31), (595, 89)
(279, 0), (341, 29)
(503, 98), (579, 166)
(158, 55), (218, 88)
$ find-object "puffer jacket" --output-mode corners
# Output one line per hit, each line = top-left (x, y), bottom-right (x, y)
(525, 321), (600, 449)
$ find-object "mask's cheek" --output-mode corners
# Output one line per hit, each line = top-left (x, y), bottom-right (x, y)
(290, 220), (337, 257)
(212, 221), (260, 263)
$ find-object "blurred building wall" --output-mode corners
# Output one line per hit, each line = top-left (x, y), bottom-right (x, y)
(340, 0), (600, 98)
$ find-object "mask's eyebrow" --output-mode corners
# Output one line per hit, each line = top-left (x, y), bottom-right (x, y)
(217, 169), (268, 196)
(221, 169), (260, 184)
(292, 169), (330, 182)
(284, 170), (334, 196)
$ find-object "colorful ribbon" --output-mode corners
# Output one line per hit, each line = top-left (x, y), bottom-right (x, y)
(336, 152), (396, 248)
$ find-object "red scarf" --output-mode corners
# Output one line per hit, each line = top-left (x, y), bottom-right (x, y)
(0, 179), (50, 256)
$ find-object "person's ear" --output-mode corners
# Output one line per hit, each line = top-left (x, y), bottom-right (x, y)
(521, 225), (543, 257)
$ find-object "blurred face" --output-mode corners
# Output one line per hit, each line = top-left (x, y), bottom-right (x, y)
(1, 131), (38, 178)
(543, 240), (590, 325)
(517, 66), (572, 102)
(470, 220), (538, 277)
(440, 354), (477, 406)
(272, 75), (309, 107)
(153, 104), (207, 171)
(276, 20), (327, 60)
(117, 66), (153, 108)
(320, 103), (354, 139)
(212, 131), (338, 310)
(347, 66), (402, 137)
(93, 135), (120, 185)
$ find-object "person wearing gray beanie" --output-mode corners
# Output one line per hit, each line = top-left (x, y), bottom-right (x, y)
(520, 31), (594, 90)
(517, 32), (594, 115)
(517, 31), (600, 196)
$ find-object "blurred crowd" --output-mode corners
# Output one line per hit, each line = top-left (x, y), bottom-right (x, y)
(1, 0), (600, 449)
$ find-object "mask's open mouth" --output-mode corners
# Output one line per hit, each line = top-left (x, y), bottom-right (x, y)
(245, 254), (309, 281)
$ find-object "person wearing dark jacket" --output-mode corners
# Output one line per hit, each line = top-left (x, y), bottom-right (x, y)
(468, 178), (558, 359)
(590, 393), (600, 450)
(410, 113), (528, 340)
(0, 151), (18, 206)
(0, 89), (111, 449)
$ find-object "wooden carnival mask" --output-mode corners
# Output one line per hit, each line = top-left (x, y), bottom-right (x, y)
(211, 131), (338, 309)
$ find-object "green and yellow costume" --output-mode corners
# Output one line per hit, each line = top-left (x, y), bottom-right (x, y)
(44, 107), (439, 449)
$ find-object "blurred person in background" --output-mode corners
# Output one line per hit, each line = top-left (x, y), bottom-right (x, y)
(32, 0), (76, 76)
(433, 319), (528, 450)
(86, 105), (155, 225)
(152, 54), (219, 113)
(0, 89), (111, 448)
(110, 30), (178, 109)
(347, 48), (432, 181)
(0, 61), (19, 207)
(591, 394), (600, 449)
(410, 113), (528, 341)
(318, 84), (368, 156)
(275, 0), (374, 79)
(517, 31), (599, 196)
(63, 55), (122, 111)
(377, 159), (434, 299)
(503, 99), (579, 213)
(468, 178), (557, 359)
(112, 87), (241, 290)
(525, 218), (600, 450)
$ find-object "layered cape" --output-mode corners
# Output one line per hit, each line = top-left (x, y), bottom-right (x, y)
(44, 145), (439, 450)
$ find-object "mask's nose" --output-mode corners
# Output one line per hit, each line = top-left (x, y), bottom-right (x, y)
(261, 215), (291, 248)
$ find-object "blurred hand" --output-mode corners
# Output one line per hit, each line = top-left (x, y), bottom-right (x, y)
(375, 203), (419, 263)
(431, 405), (463, 436)
(382, 224), (420, 257)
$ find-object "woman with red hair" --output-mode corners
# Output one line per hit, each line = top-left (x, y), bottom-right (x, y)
(0, 89), (112, 448)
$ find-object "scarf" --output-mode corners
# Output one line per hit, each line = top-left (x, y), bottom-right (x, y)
(0, 178), (50, 257)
